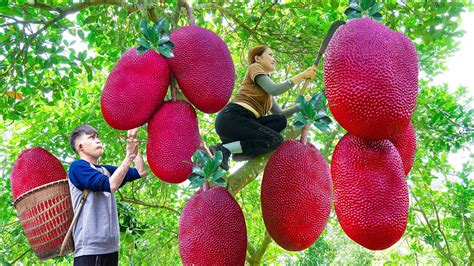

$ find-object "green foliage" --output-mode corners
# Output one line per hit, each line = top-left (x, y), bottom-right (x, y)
(189, 150), (227, 188)
(0, 1), (472, 265)
(137, 18), (174, 57)
(293, 93), (332, 132)
(345, 0), (383, 21)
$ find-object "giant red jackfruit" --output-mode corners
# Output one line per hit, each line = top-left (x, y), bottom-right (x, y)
(261, 140), (332, 251)
(147, 100), (200, 183)
(11, 147), (67, 200)
(179, 187), (247, 265)
(166, 25), (235, 113)
(101, 47), (170, 130)
(389, 122), (416, 175)
(324, 18), (418, 140)
(331, 134), (409, 250)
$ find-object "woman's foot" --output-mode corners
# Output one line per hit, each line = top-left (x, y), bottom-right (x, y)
(209, 144), (231, 170)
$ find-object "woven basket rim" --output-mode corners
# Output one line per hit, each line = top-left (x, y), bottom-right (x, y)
(13, 179), (69, 207)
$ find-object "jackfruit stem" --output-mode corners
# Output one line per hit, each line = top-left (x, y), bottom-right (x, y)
(179, 0), (195, 25)
(300, 125), (310, 144)
(170, 78), (177, 101)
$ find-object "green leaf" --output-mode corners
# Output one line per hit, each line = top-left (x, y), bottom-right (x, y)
(293, 121), (306, 130)
(294, 112), (307, 123)
(136, 46), (148, 55)
(296, 95), (306, 110)
(360, 0), (375, 10)
(193, 150), (209, 166)
(78, 30), (85, 39)
(348, 12), (363, 19)
(137, 38), (150, 49)
(83, 16), (96, 25)
(369, 3), (383, 15)
(210, 169), (226, 181)
(158, 35), (171, 45)
(313, 116), (332, 132)
(213, 178), (227, 188)
(203, 155), (219, 177)
(189, 177), (205, 189)
(157, 44), (174, 58)
(192, 165), (203, 176)
(153, 18), (168, 34)
(213, 150), (223, 167)
(139, 19), (150, 39)
(188, 173), (201, 182)
(78, 50), (87, 61)
(15, 105), (26, 112)
(372, 12), (383, 21)
(310, 93), (324, 109)
(84, 64), (93, 82)
(349, 2), (361, 11)
(304, 103), (315, 118)
(148, 27), (158, 43)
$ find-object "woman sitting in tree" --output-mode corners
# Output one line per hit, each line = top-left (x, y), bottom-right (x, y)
(210, 45), (316, 170)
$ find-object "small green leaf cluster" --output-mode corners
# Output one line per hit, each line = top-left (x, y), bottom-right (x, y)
(137, 18), (174, 58)
(345, 0), (383, 21)
(293, 93), (332, 132)
(188, 150), (227, 189)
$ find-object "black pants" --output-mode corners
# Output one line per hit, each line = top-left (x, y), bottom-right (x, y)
(74, 252), (118, 266)
(215, 103), (287, 157)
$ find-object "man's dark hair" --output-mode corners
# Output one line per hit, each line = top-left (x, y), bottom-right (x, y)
(69, 124), (98, 153)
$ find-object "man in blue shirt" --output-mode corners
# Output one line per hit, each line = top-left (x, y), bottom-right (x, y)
(68, 124), (147, 266)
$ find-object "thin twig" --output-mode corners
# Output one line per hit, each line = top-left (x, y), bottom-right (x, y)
(10, 248), (31, 264)
(120, 197), (180, 216)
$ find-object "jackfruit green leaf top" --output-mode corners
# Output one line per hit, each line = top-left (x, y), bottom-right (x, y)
(345, 0), (383, 21)
(136, 18), (174, 58)
(188, 149), (227, 189)
(294, 93), (332, 132)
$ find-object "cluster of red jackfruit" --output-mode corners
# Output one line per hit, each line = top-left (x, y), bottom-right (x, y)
(325, 18), (418, 250)
(260, 17), (418, 253)
(100, 25), (235, 184)
(101, 25), (247, 265)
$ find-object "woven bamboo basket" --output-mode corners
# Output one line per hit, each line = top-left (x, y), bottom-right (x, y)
(13, 179), (74, 260)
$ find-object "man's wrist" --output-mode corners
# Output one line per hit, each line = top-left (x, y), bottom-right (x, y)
(124, 155), (135, 165)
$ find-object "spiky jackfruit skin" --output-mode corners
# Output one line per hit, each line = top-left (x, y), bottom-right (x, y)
(11, 147), (67, 199)
(389, 122), (416, 175)
(101, 47), (170, 130)
(147, 100), (200, 184)
(166, 25), (235, 113)
(179, 187), (247, 265)
(324, 18), (418, 140)
(261, 140), (332, 251)
(331, 134), (409, 250)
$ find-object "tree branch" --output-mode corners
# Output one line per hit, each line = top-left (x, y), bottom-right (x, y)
(178, 0), (195, 25)
(120, 197), (180, 216)
(412, 194), (458, 265)
(10, 248), (31, 264)
(430, 199), (453, 257)
(254, 231), (273, 265)
(194, 3), (262, 43)
(246, 230), (273, 265)
(246, 239), (257, 263)
(321, 127), (339, 157)
(253, 2), (277, 31)
(24, 0), (137, 14)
